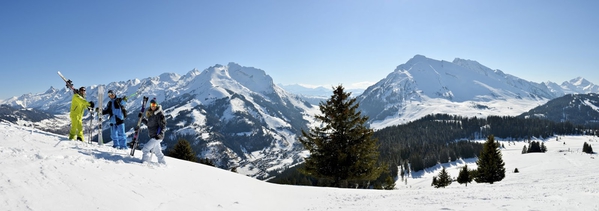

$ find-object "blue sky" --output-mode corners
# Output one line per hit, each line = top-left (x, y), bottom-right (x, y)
(1, 0), (598, 100)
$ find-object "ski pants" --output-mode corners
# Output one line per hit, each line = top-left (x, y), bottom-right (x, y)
(142, 138), (165, 164)
(69, 116), (84, 142)
(110, 123), (127, 148)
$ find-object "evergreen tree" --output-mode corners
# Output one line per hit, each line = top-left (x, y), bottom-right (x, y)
(382, 175), (396, 190)
(527, 141), (542, 153)
(583, 142), (594, 154)
(298, 85), (383, 188)
(457, 165), (472, 186)
(475, 135), (506, 184)
(541, 142), (547, 152)
(433, 167), (452, 188)
(167, 139), (197, 162)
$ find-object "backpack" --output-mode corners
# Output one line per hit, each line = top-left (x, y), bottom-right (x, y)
(115, 98), (127, 118)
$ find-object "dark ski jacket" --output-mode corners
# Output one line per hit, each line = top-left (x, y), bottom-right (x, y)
(102, 97), (126, 125)
(142, 105), (166, 140)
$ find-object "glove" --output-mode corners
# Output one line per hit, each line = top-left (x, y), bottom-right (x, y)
(89, 101), (95, 109)
(134, 126), (140, 131)
(123, 96), (128, 102)
(115, 117), (124, 125)
(95, 107), (100, 112)
(138, 112), (143, 118)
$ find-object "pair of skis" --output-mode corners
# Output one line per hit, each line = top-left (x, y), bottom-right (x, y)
(130, 96), (149, 156)
(97, 86), (104, 144)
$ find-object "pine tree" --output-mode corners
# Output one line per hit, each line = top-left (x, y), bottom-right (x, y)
(299, 85), (384, 188)
(433, 167), (452, 188)
(541, 142), (547, 152)
(475, 135), (506, 184)
(583, 142), (588, 153)
(383, 175), (396, 190)
(583, 142), (594, 154)
(457, 165), (472, 186)
(167, 139), (197, 162)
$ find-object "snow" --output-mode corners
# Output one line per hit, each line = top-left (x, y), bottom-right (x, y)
(584, 99), (599, 113)
(370, 97), (547, 129)
(2, 121), (599, 210)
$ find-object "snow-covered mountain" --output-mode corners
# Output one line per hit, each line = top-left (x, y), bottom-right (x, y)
(357, 55), (598, 129)
(2, 121), (598, 210)
(2, 55), (598, 178)
(278, 84), (364, 105)
(2, 63), (318, 179)
(519, 93), (599, 126)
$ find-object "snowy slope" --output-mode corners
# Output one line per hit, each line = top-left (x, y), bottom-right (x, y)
(2, 121), (599, 211)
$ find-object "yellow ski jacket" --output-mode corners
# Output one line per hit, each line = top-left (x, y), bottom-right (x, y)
(70, 93), (91, 121)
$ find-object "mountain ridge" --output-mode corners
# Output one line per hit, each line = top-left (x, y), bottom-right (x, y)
(1, 55), (598, 178)
(357, 55), (598, 128)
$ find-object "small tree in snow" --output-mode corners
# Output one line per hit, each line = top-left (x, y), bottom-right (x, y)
(457, 165), (472, 186)
(432, 167), (452, 188)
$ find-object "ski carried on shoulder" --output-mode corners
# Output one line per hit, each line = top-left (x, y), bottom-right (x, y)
(57, 71), (76, 94)
(130, 96), (149, 156)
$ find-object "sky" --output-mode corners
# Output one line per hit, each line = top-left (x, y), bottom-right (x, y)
(2, 121), (599, 210)
(1, 0), (598, 100)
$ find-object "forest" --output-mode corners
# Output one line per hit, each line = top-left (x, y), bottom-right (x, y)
(270, 113), (597, 187)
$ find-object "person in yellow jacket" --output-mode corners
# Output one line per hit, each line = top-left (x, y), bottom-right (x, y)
(69, 87), (94, 142)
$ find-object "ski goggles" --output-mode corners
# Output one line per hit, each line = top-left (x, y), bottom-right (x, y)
(150, 102), (157, 107)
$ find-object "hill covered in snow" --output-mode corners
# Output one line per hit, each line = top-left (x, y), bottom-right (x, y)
(357, 55), (599, 128)
(2, 121), (598, 211)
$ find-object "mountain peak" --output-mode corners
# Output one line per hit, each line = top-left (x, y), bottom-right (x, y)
(158, 72), (181, 83)
(567, 77), (589, 86)
(44, 86), (57, 95)
(560, 77), (599, 94)
(394, 54), (436, 72)
(451, 58), (497, 75)
(227, 63), (275, 94)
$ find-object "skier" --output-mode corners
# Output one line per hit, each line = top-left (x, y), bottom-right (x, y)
(136, 98), (167, 164)
(69, 87), (94, 142)
(101, 90), (128, 149)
